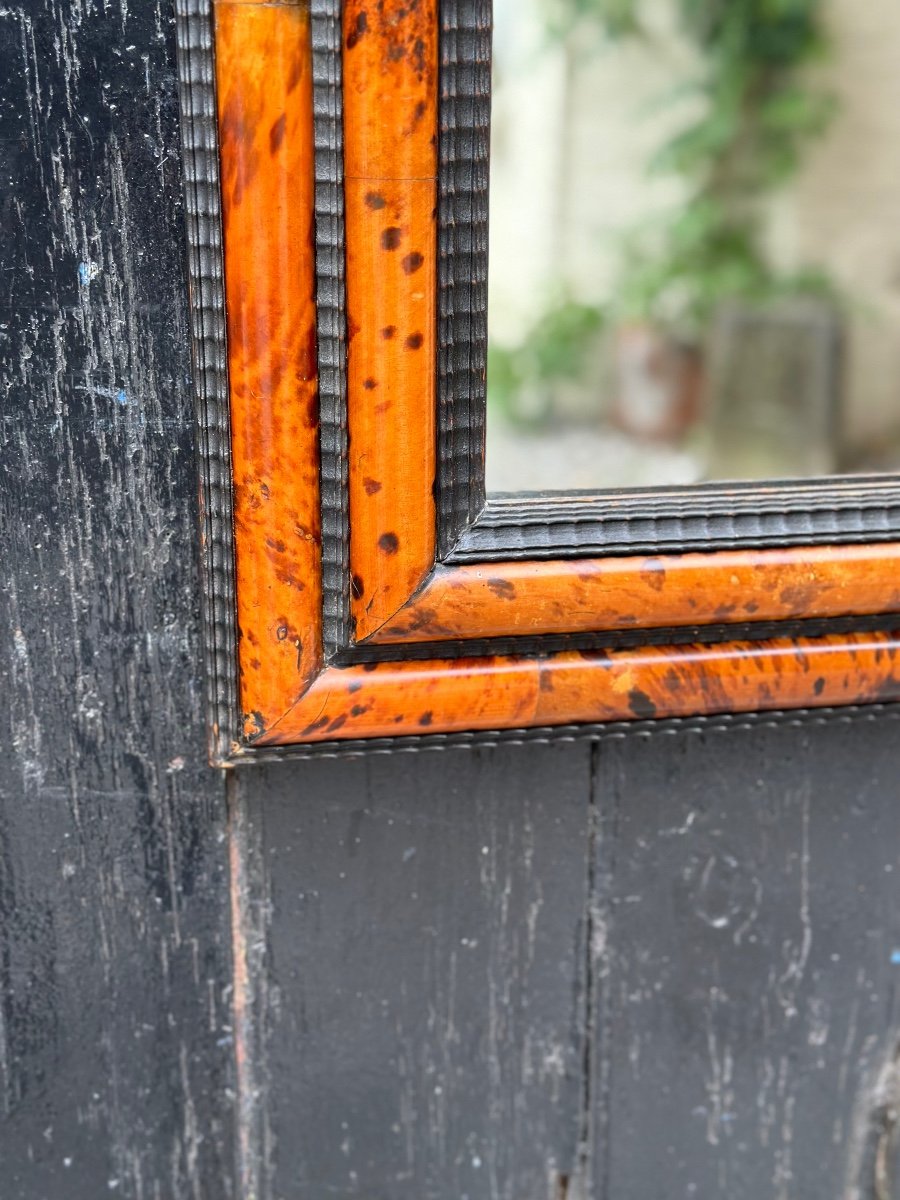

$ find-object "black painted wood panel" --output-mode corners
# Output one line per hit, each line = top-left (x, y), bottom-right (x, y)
(236, 745), (592, 1199)
(590, 717), (900, 1199)
(0, 2), (233, 1195)
(5, 7), (900, 1200)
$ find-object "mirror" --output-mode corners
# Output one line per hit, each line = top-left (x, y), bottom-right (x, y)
(487, 0), (900, 492)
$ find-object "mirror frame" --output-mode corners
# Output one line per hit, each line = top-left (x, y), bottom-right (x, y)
(176, 0), (900, 764)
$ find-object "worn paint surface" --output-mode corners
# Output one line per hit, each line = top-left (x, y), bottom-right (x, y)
(343, 0), (438, 640)
(589, 719), (900, 1197)
(0, 2), (233, 1195)
(254, 630), (900, 746)
(366, 543), (900, 643)
(232, 717), (900, 1197)
(215, 0), (323, 737)
(234, 745), (592, 1198)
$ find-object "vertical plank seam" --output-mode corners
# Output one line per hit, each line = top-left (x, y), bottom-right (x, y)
(571, 740), (601, 1195)
(228, 773), (273, 1200)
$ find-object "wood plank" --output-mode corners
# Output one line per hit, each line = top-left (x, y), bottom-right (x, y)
(235, 744), (592, 1196)
(588, 716), (900, 1196)
(0, 2), (234, 1195)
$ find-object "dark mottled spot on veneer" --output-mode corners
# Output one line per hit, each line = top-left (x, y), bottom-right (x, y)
(382, 325), (396, 339)
(640, 560), (666, 591)
(487, 578), (516, 600)
(365, 190), (387, 210)
(269, 113), (286, 155)
(405, 332), (423, 350)
(379, 531), (399, 555)
(245, 711), (266, 739)
(363, 378), (378, 390)
(346, 11), (368, 49)
(402, 251), (424, 274)
(419, 711), (433, 726)
(381, 226), (402, 250)
(628, 688), (657, 719)
(363, 477), (382, 495)
(286, 55), (302, 93)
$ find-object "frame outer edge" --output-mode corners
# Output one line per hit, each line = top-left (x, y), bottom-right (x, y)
(175, 0), (240, 767)
(179, 0), (900, 762)
(221, 700), (900, 763)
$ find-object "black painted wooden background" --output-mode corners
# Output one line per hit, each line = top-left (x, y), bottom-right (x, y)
(3, 4), (900, 1199)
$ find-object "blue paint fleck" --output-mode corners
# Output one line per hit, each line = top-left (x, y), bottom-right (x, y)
(890, 950), (900, 965)
(116, 389), (128, 407)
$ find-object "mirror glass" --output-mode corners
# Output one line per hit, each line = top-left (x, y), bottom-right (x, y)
(487, 0), (900, 492)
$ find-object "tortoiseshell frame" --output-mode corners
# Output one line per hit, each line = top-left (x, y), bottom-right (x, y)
(175, 0), (900, 765)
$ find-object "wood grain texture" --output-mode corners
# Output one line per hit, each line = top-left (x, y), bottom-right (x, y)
(230, 715), (900, 1196)
(343, 0), (438, 640)
(215, 0), (322, 738)
(0, 2), (234, 1192)
(253, 631), (900, 746)
(234, 745), (591, 1196)
(588, 720), (900, 1197)
(365, 543), (900, 643)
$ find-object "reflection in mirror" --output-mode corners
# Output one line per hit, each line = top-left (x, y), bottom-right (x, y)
(487, 0), (900, 492)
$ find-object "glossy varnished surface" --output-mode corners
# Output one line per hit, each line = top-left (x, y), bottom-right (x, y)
(215, 0), (321, 737)
(210, 0), (900, 750)
(366, 543), (900, 642)
(253, 631), (900, 745)
(343, 0), (438, 640)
